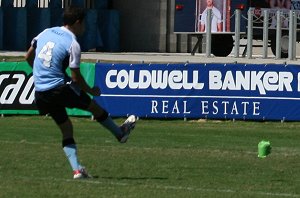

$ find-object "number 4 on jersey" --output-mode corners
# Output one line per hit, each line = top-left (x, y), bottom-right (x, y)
(38, 42), (55, 67)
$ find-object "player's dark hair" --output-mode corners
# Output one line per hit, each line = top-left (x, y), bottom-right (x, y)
(63, 6), (86, 26)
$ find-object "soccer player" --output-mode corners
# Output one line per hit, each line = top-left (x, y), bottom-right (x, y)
(25, 6), (136, 179)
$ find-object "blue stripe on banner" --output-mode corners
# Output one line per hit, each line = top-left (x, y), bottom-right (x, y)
(94, 63), (300, 121)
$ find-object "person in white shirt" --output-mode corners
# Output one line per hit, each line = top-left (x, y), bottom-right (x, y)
(269, 0), (291, 28)
(199, 0), (222, 32)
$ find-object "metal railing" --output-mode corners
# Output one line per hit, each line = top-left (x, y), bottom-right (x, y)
(205, 8), (300, 60)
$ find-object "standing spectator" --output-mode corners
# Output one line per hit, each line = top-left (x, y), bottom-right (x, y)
(199, 0), (222, 32)
(269, 0), (291, 28)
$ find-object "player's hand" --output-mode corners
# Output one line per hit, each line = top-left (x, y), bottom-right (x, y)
(90, 86), (101, 96)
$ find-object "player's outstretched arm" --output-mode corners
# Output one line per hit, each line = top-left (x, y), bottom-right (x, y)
(25, 46), (36, 67)
(70, 68), (101, 96)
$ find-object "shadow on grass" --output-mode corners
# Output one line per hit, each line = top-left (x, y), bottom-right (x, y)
(100, 176), (168, 181)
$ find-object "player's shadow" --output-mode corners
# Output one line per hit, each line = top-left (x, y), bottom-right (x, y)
(100, 176), (168, 181)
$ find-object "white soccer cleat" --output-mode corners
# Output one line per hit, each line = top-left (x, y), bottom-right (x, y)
(73, 167), (92, 179)
(118, 115), (137, 143)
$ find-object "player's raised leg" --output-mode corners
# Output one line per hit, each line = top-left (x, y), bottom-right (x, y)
(87, 100), (137, 143)
(119, 115), (137, 143)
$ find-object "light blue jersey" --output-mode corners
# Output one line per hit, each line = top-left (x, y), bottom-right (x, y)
(32, 26), (81, 92)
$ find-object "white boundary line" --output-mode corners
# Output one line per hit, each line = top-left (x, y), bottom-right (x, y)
(10, 176), (300, 197)
(101, 94), (300, 101)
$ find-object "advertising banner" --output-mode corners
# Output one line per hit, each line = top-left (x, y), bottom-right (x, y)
(94, 63), (300, 121)
(0, 62), (94, 116)
(0, 62), (37, 114)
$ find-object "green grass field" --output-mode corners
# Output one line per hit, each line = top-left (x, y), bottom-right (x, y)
(0, 116), (300, 198)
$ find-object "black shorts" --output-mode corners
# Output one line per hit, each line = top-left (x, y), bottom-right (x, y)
(35, 83), (92, 125)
